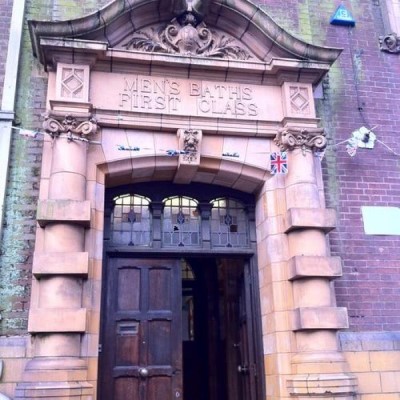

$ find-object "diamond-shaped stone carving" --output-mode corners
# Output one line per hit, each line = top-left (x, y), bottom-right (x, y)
(290, 86), (310, 114)
(56, 63), (90, 102)
(61, 68), (84, 98)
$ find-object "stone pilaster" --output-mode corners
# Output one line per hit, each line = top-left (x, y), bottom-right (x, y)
(15, 114), (97, 399)
(275, 126), (357, 398)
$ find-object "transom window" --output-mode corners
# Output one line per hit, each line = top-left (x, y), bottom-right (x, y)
(210, 197), (248, 247)
(109, 191), (251, 249)
(110, 194), (151, 246)
(162, 196), (200, 247)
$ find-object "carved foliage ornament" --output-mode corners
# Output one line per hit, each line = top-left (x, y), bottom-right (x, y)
(379, 32), (400, 53)
(274, 127), (327, 153)
(123, 12), (251, 60)
(43, 114), (98, 140)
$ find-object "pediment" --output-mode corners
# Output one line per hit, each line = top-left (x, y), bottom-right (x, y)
(29, 0), (341, 82)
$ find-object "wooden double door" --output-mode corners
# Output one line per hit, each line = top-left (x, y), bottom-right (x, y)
(99, 257), (263, 400)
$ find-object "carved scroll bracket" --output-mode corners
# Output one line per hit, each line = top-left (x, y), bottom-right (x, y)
(379, 32), (400, 53)
(274, 127), (327, 155)
(43, 114), (98, 142)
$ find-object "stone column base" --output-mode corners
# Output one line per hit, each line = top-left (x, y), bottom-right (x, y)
(15, 381), (93, 399)
(287, 373), (357, 398)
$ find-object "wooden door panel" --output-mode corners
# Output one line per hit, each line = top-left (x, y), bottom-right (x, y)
(115, 377), (139, 398)
(117, 267), (141, 310)
(100, 258), (182, 400)
(115, 326), (140, 365)
(148, 320), (172, 364)
(147, 377), (172, 400)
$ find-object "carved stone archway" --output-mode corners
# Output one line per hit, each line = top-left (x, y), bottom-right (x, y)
(16, 1), (357, 399)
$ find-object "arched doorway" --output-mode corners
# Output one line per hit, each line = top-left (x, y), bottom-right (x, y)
(98, 183), (265, 400)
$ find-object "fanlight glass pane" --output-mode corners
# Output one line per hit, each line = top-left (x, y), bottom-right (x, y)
(162, 196), (200, 247)
(210, 197), (248, 247)
(111, 194), (151, 246)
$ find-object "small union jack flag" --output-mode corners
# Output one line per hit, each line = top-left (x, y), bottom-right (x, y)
(270, 152), (288, 174)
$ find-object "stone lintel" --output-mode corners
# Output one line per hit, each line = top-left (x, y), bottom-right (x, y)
(288, 256), (342, 280)
(28, 309), (87, 333)
(32, 252), (89, 276)
(285, 208), (336, 233)
(293, 307), (349, 331)
(287, 373), (357, 396)
(37, 200), (91, 228)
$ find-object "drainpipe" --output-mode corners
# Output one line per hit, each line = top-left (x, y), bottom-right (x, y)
(0, 0), (26, 240)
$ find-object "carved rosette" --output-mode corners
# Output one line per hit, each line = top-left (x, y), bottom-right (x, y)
(379, 32), (400, 53)
(275, 127), (327, 154)
(178, 128), (202, 164)
(43, 114), (98, 140)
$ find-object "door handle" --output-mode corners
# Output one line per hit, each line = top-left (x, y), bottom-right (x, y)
(237, 365), (249, 374)
(139, 367), (149, 378)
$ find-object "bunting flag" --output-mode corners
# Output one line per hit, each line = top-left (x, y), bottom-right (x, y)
(270, 151), (288, 174)
(12, 126), (40, 138)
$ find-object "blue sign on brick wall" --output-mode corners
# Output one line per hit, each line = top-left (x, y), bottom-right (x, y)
(330, 5), (356, 27)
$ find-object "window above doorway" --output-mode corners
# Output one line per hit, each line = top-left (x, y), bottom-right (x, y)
(107, 183), (254, 251)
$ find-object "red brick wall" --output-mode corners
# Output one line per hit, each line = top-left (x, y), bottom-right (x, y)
(261, 0), (400, 331)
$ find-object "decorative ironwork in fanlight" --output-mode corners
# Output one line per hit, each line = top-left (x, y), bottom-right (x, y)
(121, 12), (252, 60)
(210, 198), (248, 248)
(111, 194), (151, 246)
(162, 196), (200, 247)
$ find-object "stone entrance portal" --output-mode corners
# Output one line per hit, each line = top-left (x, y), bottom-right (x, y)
(16, 1), (357, 399)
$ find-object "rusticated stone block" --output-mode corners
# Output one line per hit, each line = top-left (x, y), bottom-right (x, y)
(37, 199), (91, 227)
(287, 373), (357, 396)
(293, 307), (349, 331)
(28, 309), (86, 333)
(32, 252), (89, 276)
(288, 256), (342, 280)
(285, 208), (336, 233)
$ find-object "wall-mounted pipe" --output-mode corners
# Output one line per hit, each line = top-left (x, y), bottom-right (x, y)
(0, 0), (26, 240)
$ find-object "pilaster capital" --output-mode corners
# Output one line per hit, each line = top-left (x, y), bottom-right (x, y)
(43, 113), (97, 140)
(274, 126), (327, 153)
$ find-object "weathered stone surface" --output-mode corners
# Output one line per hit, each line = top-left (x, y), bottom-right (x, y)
(285, 207), (337, 233)
(288, 255), (342, 280)
(293, 307), (349, 330)
(28, 309), (87, 333)
(36, 200), (91, 227)
(32, 252), (89, 276)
